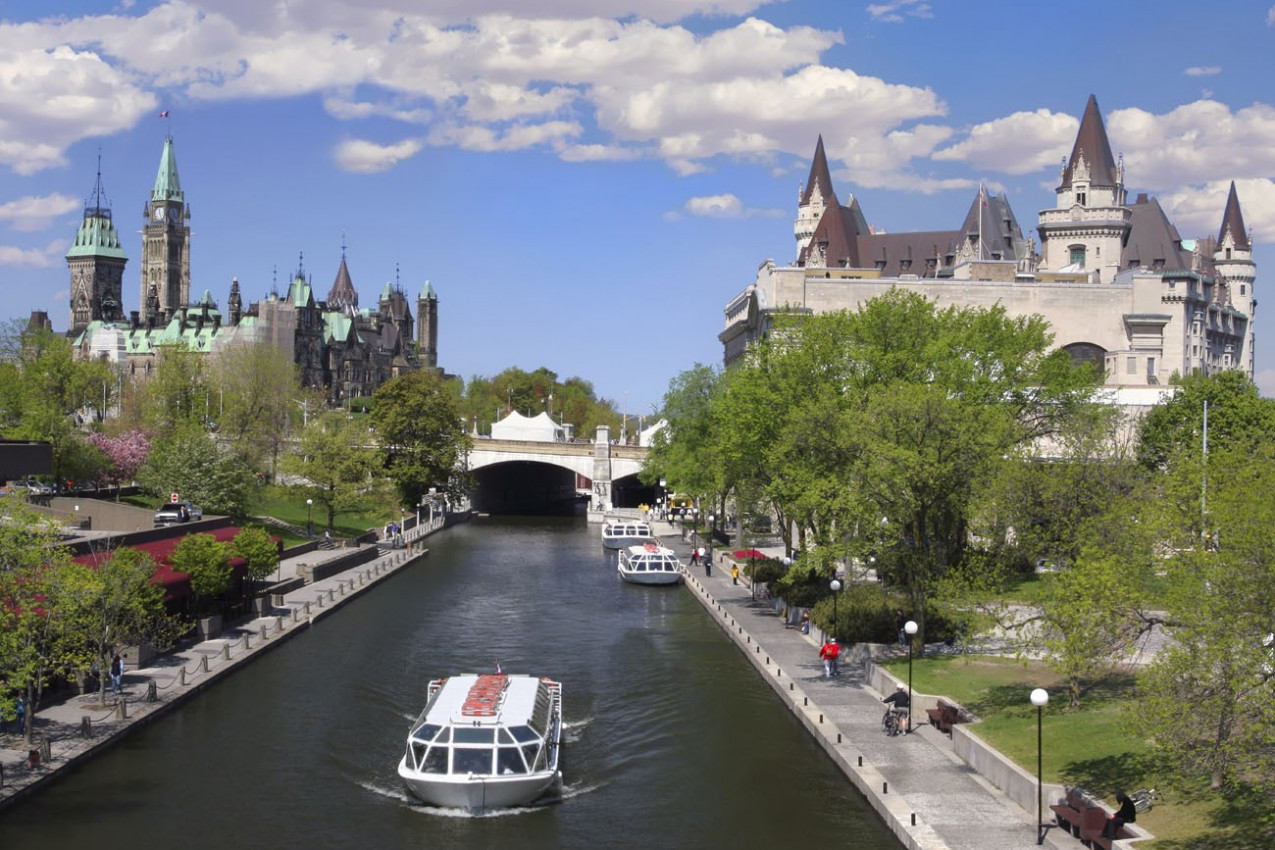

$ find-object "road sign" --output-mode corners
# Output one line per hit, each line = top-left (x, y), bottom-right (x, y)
(170, 493), (179, 502)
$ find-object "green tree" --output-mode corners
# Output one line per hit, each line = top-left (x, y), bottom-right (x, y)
(141, 343), (209, 432)
(137, 425), (254, 519)
(0, 499), (76, 744)
(281, 410), (386, 532)
(1133, 442), (1275, 792)
(231, 526), (282, 586)
(1136, 370), (1275, 471)
(372, 370), (471, 507)
(56, 547), (178, 704)
(644, 364), (724, 513)
(169, 533), (232, 614)
(210, 342), (300, 475)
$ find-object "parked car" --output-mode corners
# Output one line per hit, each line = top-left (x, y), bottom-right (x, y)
(154, 503), (194, 526)
(177, 501), (203, 520)
(24, 478), (55, 496)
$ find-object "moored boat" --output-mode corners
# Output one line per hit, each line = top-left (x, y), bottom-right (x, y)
(601, 518), (654, 549)
(617, 542), (682, 585)
(398, 673), (563, 810)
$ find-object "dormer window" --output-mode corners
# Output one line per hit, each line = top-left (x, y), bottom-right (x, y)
(1077, 189), (1087, 206)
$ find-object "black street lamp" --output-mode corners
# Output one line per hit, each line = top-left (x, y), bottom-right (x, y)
(829, 578), (841, 639)
(306, 498), (313, 538)
(905, 619), (918, 733)
(1031, 688), (1050, 844)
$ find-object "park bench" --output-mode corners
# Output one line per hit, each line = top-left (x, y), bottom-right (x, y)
(925, 699), (965, 735)
(1049, 787), (1133, 848)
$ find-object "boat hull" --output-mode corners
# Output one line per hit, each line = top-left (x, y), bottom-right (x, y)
(602, 535), (654, 550)
(398, 758), (560, 809)
(617, 569), (682, 585)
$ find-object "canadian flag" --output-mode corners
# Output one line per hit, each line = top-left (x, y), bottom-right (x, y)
(159, 110), (169, 118)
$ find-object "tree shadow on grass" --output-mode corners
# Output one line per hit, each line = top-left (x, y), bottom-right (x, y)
(1149, 783), (1274, 850)
(962, 671), (1137, 718)
(1057, 751), (1158, 797)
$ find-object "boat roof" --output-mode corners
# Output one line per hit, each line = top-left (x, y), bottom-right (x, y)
(625, 542), (676, 557)
(604, 518), (650, 529)
(424, 674), (549, 727)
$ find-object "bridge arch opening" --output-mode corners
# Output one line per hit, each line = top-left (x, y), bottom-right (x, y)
(470, 460), (584, 515)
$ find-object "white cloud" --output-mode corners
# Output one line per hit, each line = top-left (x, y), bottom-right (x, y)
(1255, 367), (1275, 398)
(866, 1), (934, 23)
(664, 192), (784, 220)
(932, 108), (1077, 176)
(333, 137), (425, 173)
(1268, 5), (1275, 26)
(0, 239), (67, 267)
(557, 143), (644, 162)
(1184, 66), (1221, 77)
(1158, 178), (1275, 244)
(0, 193), (80, 232)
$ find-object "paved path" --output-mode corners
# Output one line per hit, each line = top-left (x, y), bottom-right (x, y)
(0, 522), (438, 810)
(656, 522), (1083, 850)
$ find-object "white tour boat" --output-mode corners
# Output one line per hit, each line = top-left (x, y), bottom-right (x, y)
(398, 673), (563, 810)
(617, 542), (683, 585)
(601, 518), (654, 549)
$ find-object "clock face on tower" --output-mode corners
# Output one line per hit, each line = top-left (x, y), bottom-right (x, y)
(153, 206), (165, 221)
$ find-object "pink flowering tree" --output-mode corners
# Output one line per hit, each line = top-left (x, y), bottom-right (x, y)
(86, 430), (153, 497)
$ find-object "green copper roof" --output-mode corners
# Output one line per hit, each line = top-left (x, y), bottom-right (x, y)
(66, 212), (128, 260)
(151, 137), (184, 203)
(381, 281), (393, 300)
(421, 279), (436, 299)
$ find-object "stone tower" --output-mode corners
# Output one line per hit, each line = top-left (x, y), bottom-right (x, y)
(140, 136), (191, 325)
(794, 135), (835, 259)
(417, 280), (438, 369)
(1213, 181), (1257, 377)
(1038, 95), (1129, 283)
(66, 158), (127, 334)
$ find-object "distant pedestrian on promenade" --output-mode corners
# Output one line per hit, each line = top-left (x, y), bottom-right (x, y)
(690, 547), (699, 566)
(324, 529), (331, 546)
(702, 548), (711, 577)
(800, 610), (811, 634)
(110, 653), (123, 695)
(730, 565), (739, 585)
(819, 637), (841, 677)
(895, 609), (908, 647)
(15, 694), (26, 735)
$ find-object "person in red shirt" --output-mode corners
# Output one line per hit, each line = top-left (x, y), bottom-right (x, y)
(819, 637), (841, 677)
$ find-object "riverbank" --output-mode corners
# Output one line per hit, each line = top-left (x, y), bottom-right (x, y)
(654, 521), (1102, 850)
(0, 515), (455, 810)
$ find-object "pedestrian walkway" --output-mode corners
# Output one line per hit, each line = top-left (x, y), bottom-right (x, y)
(0, 534), (434, 810)
(655, 521), (1079, 850)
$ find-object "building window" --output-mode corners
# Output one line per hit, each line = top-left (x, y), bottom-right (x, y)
(1146, 357), (1155, 377)
(1077, 191), (1087, 206)
(1241, 284), (1246, 295)
(1126, 356), (1136, 374)
(1069, 246), (1086, 268)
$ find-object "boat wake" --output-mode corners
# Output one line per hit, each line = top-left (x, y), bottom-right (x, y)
(358, 778), (415, 804)
(563, 714), (593, 742)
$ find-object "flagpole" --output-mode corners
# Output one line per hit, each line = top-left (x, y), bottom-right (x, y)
(978, 183), (984, 260)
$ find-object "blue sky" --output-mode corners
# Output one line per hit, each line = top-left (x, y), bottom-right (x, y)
(1, 0), (1273, 417)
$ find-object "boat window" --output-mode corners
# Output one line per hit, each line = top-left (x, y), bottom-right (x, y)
(498, 728), (515, 744)
(497, 747), (528, 775)
(411, 723), (442, 743)
(509, 725), (540, 743)
(422, 746), (448, 774)
(522, 743), (541, 770)
(409, 743), (424, 770)
(453, 748), (493, 775)
(453, 727), (495, 744)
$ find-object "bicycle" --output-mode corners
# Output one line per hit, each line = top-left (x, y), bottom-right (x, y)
(1130, 788), (1161, 813)
(881, 707), (907, 737)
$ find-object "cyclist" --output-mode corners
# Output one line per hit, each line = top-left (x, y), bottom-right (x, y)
(882, 686), (910, 735)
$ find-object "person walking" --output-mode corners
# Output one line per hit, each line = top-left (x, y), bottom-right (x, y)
(819, 637), (841, 677)
(799, 610), (811, 634)
(109, 653), (124, 695)
(690, 547), (699, 566)
(895, 609), (908, 647)
(730, 565), (739, 585)
(701, 547), (711, 577)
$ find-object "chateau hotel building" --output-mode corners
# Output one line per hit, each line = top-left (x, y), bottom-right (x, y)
(721, 96), (1256, 395)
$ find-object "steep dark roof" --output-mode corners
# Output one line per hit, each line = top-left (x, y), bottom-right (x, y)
(800, 198), (864, 268)
(799, 135), (837, 207)
(956, 190), (1025, 261)
(1217, 181), (1250, 250)
(1121, 195), (1191, 272)
(327, 257), (359, 311)
(1061, 95), (1119, 189)
(857, 230), (960, 277)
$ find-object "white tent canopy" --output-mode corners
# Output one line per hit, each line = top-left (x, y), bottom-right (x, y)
(490, 410), (565, 442)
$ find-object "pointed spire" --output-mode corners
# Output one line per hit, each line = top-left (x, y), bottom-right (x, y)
(151, 136), (184, 203)
(1217, 181), (1250, 250)
(327, 254), (358, 310)
(800, 135), (837, 207)
(421, 279), (436, 300)
(1061, 95), (1119, 189)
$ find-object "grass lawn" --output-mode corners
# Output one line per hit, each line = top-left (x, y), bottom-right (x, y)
(879, 654), (1255, 849)
(252, 487), (397, 540)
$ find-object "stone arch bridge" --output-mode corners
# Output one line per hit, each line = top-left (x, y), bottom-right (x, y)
(466, 426), (651, 519)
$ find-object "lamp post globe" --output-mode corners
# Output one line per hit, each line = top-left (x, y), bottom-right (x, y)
(1030, 688), (1050, 844)
(904, 620), (918, 732)
(829, 578), (842, 640)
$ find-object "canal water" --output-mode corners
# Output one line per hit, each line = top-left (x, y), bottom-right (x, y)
(0, 516), (897, 849)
